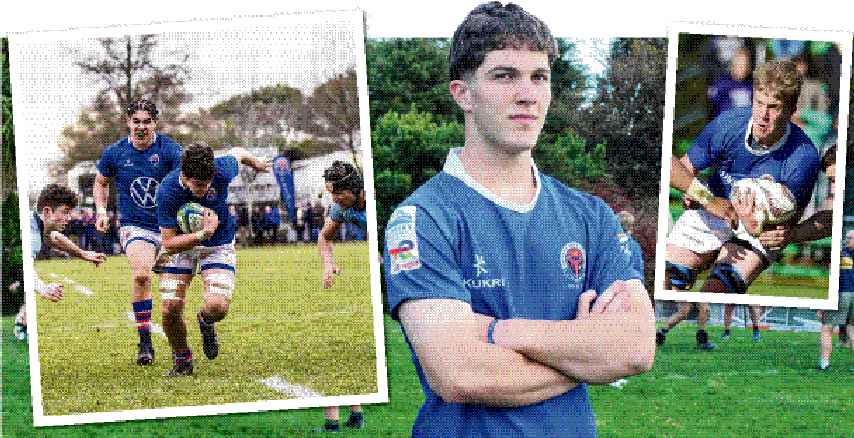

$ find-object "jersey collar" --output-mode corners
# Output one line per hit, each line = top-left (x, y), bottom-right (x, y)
(442, 147), (541, 213)
(127, 133), (158, 150)
(743, 120), (790, 156)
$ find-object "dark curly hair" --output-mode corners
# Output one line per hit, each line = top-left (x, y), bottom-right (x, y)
(181, 143), (215, 181)
(449, 2), (557, 81)
(323, 161), (363, 192)
(125, 98), (159, 120)
(821, 144), (836, 170)
(36, 184), (78, 211)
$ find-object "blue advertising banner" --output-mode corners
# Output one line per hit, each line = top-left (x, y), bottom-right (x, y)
(272, 156), (297, 225)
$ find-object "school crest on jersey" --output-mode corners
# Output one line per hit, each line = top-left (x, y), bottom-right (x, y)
(560, 242), (586, 283)
(149, 153), (160, 166)
(206, 187), (218, 201)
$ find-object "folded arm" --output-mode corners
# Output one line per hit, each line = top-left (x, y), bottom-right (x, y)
(492, 279), (655, 384)
(398, 298), (577, 407)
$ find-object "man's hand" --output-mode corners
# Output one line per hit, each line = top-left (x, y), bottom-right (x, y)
(591, 281), (637, 314)
(732, 188), (755, 219)
(39, 283), (64, 302)
(758, 225), (792, 249)
(95, 214), (111, 233)
(576, 281), (636, 319)
(322, 264), (340, 289)
(705, 197), (737, 225)
(81, 251), (106, 266)
(201, 208), (219, 237)
(153, 247), (172, 273)
(732, 189), (761, 235)
(251, 158), (273, 173)
(574, 290), (597, 319)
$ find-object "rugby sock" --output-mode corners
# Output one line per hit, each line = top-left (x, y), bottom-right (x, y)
(345, 411), (364, 428)
(818, 358), (830, 370)
(173, 348), (193, 365)
(696, 329), (709, 345)
(324, 419), (340, 432)
(132, 299), (153, 339)
(198, 311), (215, 326)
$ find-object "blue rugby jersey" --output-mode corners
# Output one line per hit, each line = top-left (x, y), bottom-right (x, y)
(30, 213), (44, 258)
(156, 155), (238, 247)
(621, 233), (645, 280)
(96, 134), (182, 231)
(687, 107), (820, 210)
(384, 148), (639, 438)
(329, 202), (367, 234)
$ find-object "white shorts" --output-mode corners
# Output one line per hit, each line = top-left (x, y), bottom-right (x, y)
(160, 242), (237, 276)
(668, 209), (771, 258)
(119, 226), (161, 252)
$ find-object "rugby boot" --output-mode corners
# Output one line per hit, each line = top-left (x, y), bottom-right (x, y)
(137, 332), (155, 365)
(344, 412), (365, 429)
(655, 329), (667, 346)
(696, 329), (717, 351)
(164, 360), (194, 377)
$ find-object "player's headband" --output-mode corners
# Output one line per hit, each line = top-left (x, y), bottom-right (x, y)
(325, 161), (363, 192)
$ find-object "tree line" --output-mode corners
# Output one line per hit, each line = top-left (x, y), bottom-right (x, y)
(368, 38), (667, 292)
(58, 35), (360, 175)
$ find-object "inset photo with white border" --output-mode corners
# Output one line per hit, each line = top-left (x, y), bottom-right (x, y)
(655, 22), (851, 309)
(9, 9), (387, 427)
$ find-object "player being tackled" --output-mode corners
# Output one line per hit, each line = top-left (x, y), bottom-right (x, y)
(154, 143), (270, 376)
(662, 60), (820, 350)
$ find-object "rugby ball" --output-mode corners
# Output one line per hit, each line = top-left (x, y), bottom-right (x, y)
(730, 177), (796, 228)
(176, 202), (206, 234)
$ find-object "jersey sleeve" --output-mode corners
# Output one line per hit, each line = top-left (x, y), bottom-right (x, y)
(96, 145), (116, 177)
(217, 155), (239, 182)
(630, 238), (645, 280)
(587, 199), (642, 294)
(328, 203), (345, 223)
(155, 183), (180, 230)
(168, 141), (183, 172)
(686, 113), (727, 172)
(780, 143), (820, 209)
(384, 203), (470, 320)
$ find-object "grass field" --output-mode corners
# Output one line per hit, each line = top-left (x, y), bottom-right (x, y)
(31, 243), (378, 416)
(5, 316), (853, 436)
(684, 267), (828, 299)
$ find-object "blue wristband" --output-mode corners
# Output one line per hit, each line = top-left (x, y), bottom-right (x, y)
(486, 318), (499, 344)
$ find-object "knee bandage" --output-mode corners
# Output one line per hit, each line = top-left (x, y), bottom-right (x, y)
(160, 279), (185, 301)
(709, 263), (748, 294)
(205, 273), (234, 300)
(666, 262), (698, 290)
